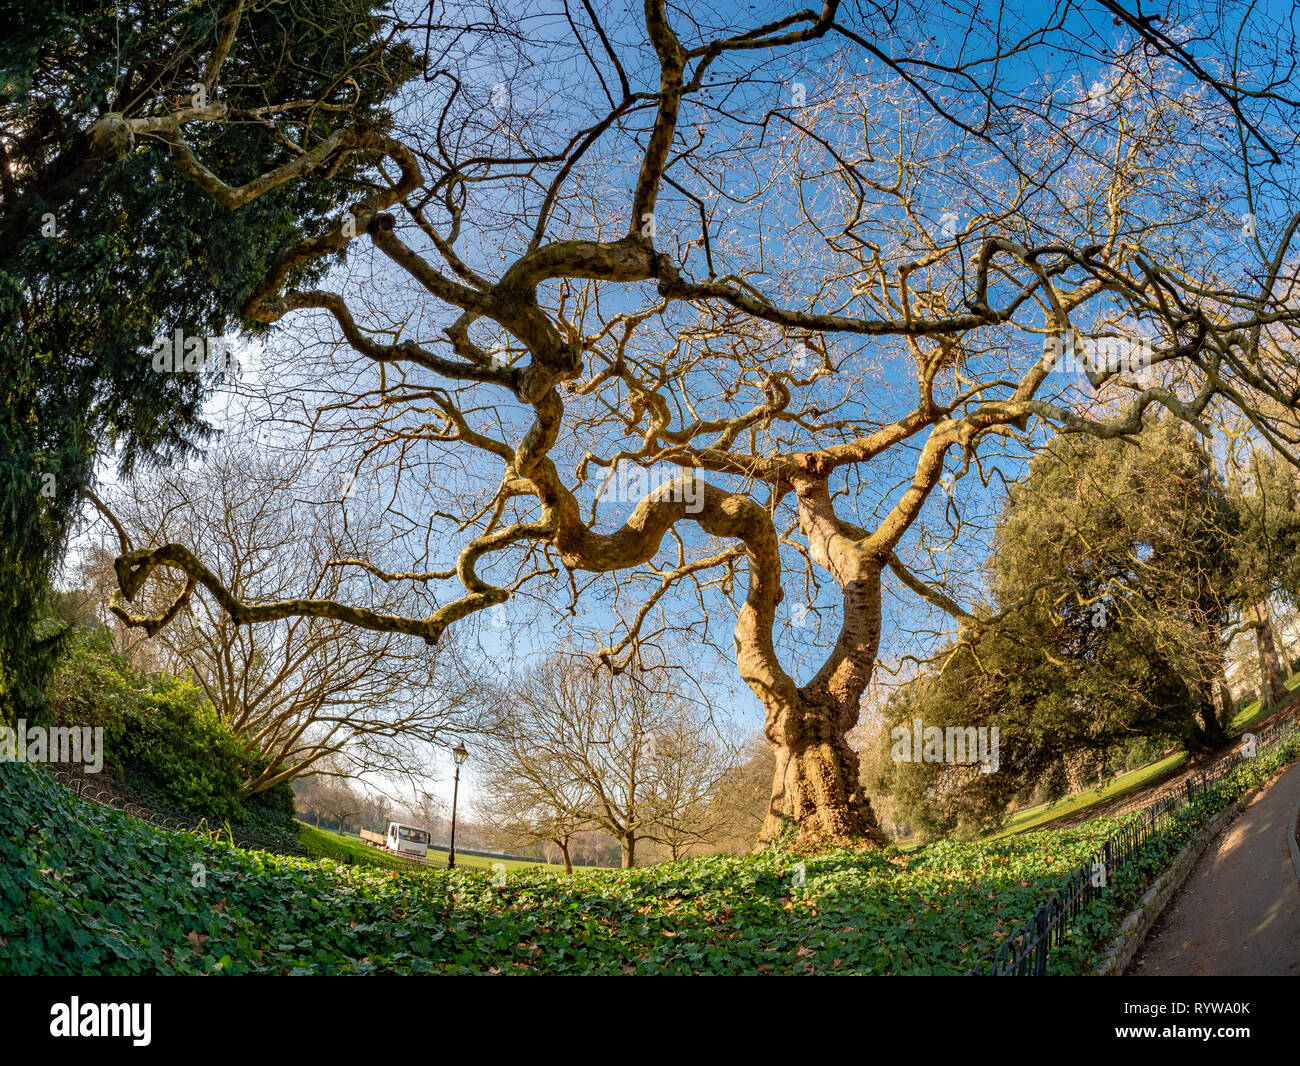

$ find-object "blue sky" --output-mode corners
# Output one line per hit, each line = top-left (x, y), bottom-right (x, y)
(76, 0), (1300, 807)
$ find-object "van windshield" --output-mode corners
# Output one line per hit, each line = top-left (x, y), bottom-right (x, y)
(398, 828), (428, 843)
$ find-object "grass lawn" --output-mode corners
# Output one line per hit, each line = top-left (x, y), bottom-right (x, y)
(988, 751), (1188, 839)
(961, 673), (1300, 844)
(968, 675), (1300, 843)
(1227, 672), (1300, 734)
(892, 751), (1188, 849)
(297, 823), (590, 873)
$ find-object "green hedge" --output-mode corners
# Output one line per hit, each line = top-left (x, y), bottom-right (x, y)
(44, 628), (295, 831)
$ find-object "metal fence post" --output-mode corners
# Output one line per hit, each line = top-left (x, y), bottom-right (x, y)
(1034, 906), (1050, 976)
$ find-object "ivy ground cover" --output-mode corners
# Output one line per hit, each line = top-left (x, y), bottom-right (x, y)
(2, 745), (1293, 976)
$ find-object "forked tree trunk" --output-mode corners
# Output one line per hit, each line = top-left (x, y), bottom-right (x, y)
(752, 487), (891, 849)
(555, 838), (573, 875)
(619, 833), (636, 868)
(761, 692), (887, 846)
(555, 472), (894, 850)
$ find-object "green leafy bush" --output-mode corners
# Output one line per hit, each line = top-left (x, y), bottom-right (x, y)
(240, 781), (299, 839)
(107, 678), (246, 822)
(43, 628), (293, 830)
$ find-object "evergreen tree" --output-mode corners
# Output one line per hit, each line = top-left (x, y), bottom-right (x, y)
(874, 421), (1238, 838)
(0, 0), (418, 720)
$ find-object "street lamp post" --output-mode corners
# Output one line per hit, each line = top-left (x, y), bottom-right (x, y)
(448, 742), (469, 869)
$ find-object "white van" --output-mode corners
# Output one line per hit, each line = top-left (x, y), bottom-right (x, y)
(360, 822), (431, 858)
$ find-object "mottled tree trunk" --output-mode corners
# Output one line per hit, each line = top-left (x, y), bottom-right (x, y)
(1215, 665), (1236, 727)
(1063, 748), (1103, 793)
(761, 691), (887, 846)
(619, 833), (636, 869)
(754, 483), (892, 849)
(1248, 600), (1287, 706)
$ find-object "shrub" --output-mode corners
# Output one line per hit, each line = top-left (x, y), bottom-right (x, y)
(243, 777), (297, 835)
(44, 629), (251, 823)
(108, 680), (247, 822)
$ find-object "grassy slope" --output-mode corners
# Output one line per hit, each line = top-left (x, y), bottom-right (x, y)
(5, 736), (1296, 976)
(297, 823), (583, 873)
(980, 677), (1300, 841)
(992, 752), (1189, 838)
(1227, 673), (1300, 732)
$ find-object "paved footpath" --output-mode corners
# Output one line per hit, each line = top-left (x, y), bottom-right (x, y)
(1126, 759), (1300, 976)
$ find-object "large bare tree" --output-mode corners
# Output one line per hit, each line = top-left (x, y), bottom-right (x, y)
(98, 0), (1300, 846)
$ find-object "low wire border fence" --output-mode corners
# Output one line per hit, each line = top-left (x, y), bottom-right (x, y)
(47, 766), (308, 857)
(966, 710), (1300, 976)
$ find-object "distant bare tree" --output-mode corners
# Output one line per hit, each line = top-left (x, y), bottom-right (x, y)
(92, 441), (489, 795)
(641, 711), (739, 861)
(359, 789), (394, 833)
(698, 734), (776, 856)
(406, 791), (445, 836)
(292, 774), (327, 826)
(477, 746), (595, 873)
(316, 777), (363, 835)
(480, 654), (732, 867)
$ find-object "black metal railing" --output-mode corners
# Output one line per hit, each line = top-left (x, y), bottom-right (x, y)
(966, 711), (1300, 976)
